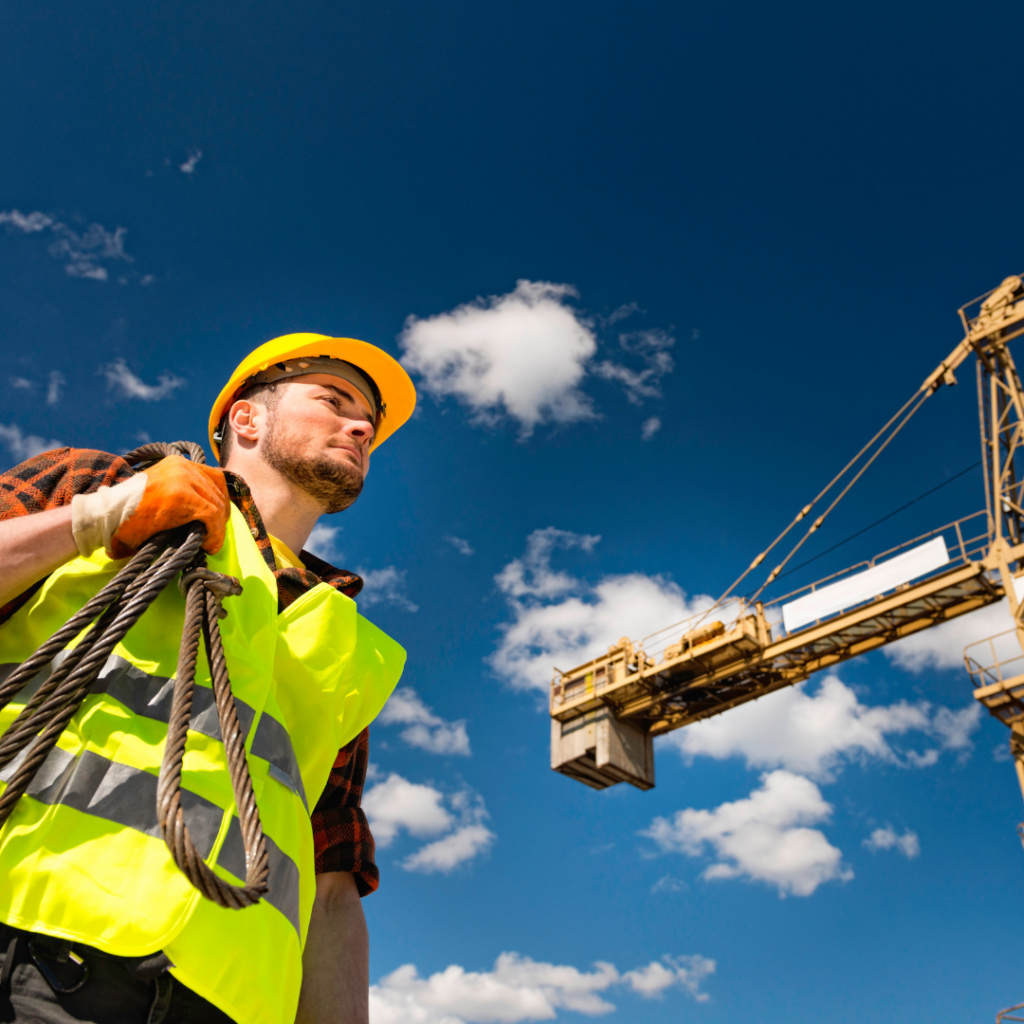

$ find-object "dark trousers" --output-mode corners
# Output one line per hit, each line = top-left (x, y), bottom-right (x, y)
(0, 924), (234, 1024)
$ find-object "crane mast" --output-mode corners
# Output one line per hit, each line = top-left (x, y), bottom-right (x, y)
(550, 275), (1024, 808)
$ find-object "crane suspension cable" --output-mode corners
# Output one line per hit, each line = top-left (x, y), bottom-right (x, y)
(745, 386), (933, 605)
(707, 387), (926, 614)
(0, 441), (269, 909)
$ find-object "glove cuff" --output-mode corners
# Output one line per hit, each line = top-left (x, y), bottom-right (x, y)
(71, 472), (149, 557)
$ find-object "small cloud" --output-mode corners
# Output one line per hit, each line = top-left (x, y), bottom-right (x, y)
(650, 874), (689, 894)
(9, 377), (34, 391)
(622, 955), (716, 1002)
(102, 358), (185, 401)
(46, 371), (65, 405)
(0, 422), (63, 464)
(863, 826), (920, 859)
(0, 210), (53, 233)
(140, 275), (155, 286)
(605, 302), (640, 325)
(357, 565), (418, 612)
(0, 209), (139, 282)
(445, 535), (475, 556)
(179, 148), (203, 174)
(379, 686), (471, 755)
(641, 415), (661, 441)
(306, 523), (343, 563)
(401, 822), (495, 873)
(592, 328), (676, 405)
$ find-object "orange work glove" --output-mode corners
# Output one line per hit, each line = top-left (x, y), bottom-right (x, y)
(71, 456), (231, 559)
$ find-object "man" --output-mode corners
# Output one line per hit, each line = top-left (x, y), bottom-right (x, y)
(0, 333), (417, 1024)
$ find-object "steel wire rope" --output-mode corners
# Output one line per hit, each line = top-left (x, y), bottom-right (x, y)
(757, 459), (982, 589)
(0, 441), (268, 909)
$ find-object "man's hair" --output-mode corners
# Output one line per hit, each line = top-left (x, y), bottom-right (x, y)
(217, 381), (283, 464)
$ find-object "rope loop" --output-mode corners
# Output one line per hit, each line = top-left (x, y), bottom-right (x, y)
(0, 441), (270, 910)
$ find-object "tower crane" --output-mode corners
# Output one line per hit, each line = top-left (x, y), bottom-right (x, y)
(550, 274), (1024, 810)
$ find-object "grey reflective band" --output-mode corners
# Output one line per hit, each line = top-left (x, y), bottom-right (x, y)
(0, 657), (309, 810)
(219, 817), (301, 934)
(243, 357), (382, 422)
(0, 743), (302, 933)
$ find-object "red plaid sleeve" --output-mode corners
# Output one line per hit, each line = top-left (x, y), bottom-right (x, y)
(310, 728), (378, 894)
(0, 448), (134, 625)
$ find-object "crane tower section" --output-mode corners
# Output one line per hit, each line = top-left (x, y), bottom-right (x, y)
(550, 275), (1024, 796)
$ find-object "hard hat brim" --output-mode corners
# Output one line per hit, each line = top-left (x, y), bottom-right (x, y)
(209, 334), (416, 460)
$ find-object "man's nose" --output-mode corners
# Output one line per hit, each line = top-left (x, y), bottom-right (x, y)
(347, 417), (376, 445)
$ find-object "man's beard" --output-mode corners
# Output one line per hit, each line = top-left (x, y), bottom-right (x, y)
(263, 417), (364, 514)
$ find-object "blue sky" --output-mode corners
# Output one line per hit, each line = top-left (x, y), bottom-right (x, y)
(2, 0), (1024, 1019)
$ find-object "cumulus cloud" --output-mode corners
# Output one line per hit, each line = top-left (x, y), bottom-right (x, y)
(357, 566), (419, 612)
(306, 523), (343, 563)
(592, 328), (675, 405)
(863, 826), (920, 858)
(46, 371), (65, 405)
(641, 416), (661, 441)
(490, 528), (710, 692)
(369, 951), (715, 1023)
(363, 773), (494, 872)
(362, 772), (454, 847)
(446, 535), (475, 556)
(400, 280), (598, 438)
(103, 358), (185, 401)
(0, 423), (63, 464)
(9, 377), (33, 390)
(0, 208), (139, 281)
(180, 148), (203, 174)
(885, 598), (1018, 673)
(379, 687), (471, 755)
(642, 770), (852, 897)
(664, 674), (981, 780)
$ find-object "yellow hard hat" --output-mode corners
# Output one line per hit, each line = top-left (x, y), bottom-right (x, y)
(209, 333), (416, 459)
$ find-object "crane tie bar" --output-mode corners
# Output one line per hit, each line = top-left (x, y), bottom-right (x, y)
(0, 440), (269, 910)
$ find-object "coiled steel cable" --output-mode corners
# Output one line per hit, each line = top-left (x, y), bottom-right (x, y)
(0, 441), (268, 908)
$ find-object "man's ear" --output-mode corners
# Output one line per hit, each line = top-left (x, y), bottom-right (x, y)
(228, 400), (261, 444)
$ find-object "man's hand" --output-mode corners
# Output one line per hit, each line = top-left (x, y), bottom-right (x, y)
(72, 456), (231, 558)
(296, 872), (369, 1024)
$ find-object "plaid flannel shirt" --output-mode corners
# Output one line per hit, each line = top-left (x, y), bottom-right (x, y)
(0, 447), (379, 895)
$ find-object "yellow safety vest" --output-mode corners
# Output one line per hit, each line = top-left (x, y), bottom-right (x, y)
(0, 505), (405, 1024)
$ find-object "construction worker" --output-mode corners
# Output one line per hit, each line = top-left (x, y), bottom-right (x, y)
(0, 334), (417, 1024)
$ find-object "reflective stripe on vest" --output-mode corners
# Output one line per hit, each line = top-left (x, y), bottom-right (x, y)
(0, 655), (309, 810)
(0, 742), (301, 933)
(0, 506), (407, 1024)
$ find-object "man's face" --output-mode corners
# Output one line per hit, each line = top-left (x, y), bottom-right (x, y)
(260, 373), (376, 514)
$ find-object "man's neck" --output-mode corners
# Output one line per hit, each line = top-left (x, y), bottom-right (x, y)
(223, 455), (322, 557)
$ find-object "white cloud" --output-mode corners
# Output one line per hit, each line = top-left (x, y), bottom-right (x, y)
(863, 826), (920, 858)
(0, 209), (136, 281)
(491, 528), (709, 692)
(621, 955), (715, 1001)
(885, 598), (1017, 673)
(362, 773), (454, 846)
(446, 535), (475, 556)
(46, 371), (65, 405)
(642, 770), (852, 897)
(641, 416), (661, 441)
(180, 148), (203, 174)
(0, 423), (63, 463)
(9, 377), (33, 390)
(306, 523), (343, 563)
(379, 687), (471, 755)
(0, 209), (53, 233)
(363, 773), (495, 872)
(103, 358), (185, 401)
(369, 951), (714, 1023)
(650, 874), (688, 894)
(664, 674), (981, 780)
(400, 280), (598, 438)
(592, 328), (675, 405)
(402, 823), (495, 873)
(357, 566), (419, 612)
